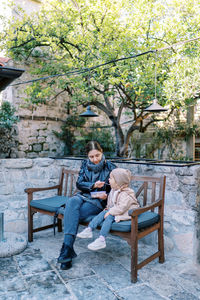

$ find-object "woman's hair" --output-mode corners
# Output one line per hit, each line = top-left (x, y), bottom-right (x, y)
(85, 141), (103, 154)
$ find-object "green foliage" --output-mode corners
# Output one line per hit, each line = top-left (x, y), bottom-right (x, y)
(53, 116), (115, 156)
(0, 101), (19, 158)
(148, 122), (200, 160)
(75, 124), (115, 157)
(1, 0), (200, 156)
(0, 101), (18, 129)
(53, 115), (86, 155)
(154, 122), (200, 142)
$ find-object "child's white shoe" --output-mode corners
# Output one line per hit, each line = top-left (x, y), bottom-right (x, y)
(88, 237), (106, 250)
(77, 227), (93, 239)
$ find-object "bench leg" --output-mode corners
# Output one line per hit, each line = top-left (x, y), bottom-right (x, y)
(131, 246), (138, 282)
(131, 218), (138, 283)
(28, 210), (34, 242)
(158, 227), (165, 263)
(58, 219), (62, 232)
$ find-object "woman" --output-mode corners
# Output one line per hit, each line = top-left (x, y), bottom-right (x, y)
(57, 141), (116, 270)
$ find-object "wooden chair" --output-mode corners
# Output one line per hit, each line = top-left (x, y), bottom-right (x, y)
(25, 168), (79, 242)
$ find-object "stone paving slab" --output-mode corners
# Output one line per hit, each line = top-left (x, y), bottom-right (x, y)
(66, 276), (117, 300)
(91, 262), (133, 290)
(0, 257), (26, 294)
(15, 248), (52, 275)
(0, 228), (200, 300)
(25, 271), (71, 299)
(117, 285), (166, 300)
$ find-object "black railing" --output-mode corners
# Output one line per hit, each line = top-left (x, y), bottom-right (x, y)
(49, 156), (200, 167)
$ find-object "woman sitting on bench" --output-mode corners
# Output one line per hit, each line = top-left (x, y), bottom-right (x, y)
(57, 140), (116, 270)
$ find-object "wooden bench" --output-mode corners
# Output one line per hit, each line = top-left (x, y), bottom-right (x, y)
(25, 167), (166, 283)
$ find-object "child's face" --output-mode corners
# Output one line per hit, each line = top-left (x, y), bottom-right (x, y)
(109, 173), (118, 189)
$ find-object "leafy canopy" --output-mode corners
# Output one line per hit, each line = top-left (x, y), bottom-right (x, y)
(1, 0), (200, 155)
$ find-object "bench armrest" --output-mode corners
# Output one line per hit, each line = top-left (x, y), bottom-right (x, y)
(128, 198), (163, 217)
(25, 185), (60, 194)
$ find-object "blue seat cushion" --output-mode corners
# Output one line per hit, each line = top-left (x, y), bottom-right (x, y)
(82, 211), (160, 232)
(31, 196), (160, 232)
(30, 196), (67, 212)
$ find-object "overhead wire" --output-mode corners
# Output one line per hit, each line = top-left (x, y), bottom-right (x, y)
(10, 50), (154, 86)
(10, 36), (200, 87)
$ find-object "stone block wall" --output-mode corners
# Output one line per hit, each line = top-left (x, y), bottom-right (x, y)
(0, 158), (199, 261)
(2, 63), (69, 158)
(17, 119), (66, 158)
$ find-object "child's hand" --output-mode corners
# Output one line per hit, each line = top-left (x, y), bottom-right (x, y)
(104, 211), (110, 219)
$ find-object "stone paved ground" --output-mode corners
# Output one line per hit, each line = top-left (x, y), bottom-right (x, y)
(1, 227), (200, 300)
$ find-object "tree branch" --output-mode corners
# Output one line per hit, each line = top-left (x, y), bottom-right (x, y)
(10, 38), (36, 49)
(48, 88), (67, 102)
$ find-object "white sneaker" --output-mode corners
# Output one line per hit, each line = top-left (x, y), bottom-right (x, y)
(77, 227), (93, 239)
(88, 237), (106, 251)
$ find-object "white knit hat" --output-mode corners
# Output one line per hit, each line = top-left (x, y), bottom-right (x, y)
(110, 168), (132, 187)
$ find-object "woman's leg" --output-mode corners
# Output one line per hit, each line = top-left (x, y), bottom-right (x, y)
(58, 195), (84, 265)
(76, 202), (102, 239)
(64, 199), (101, 244)
(99, 214), (115, 237)
(64, 195), (84, 236)
(79, 201), (102, 224)
(58, 199), (102, 265)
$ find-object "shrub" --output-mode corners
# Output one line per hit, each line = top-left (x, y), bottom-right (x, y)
(53, 116), (115, 157)
(0, 101), (19, 158)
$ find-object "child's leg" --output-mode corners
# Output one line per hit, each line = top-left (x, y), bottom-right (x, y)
(99, 214), (115, 238)
(77, 210), (106, 239)
(89, 210), (107, 230)
(87, 215), (115, 251)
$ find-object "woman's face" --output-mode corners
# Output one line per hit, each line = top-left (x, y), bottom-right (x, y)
(88, 149), (103, 164)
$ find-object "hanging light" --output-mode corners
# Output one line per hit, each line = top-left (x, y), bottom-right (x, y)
(144, 52), (167, 113)
(144, 98), (168, 112)
(79, 105), (98, 117)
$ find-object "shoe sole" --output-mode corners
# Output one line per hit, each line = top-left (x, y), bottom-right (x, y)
(87, 245), (106, 251)
(60, 262), (72, 270)
(57, 257), (72, 263)
(71, 252), (77, 258)
(77, 234), (93, 239)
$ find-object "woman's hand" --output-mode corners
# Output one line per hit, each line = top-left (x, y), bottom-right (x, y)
(94, 180), (105, 188)
(97, 193), (107, 200)
(104, 211), (110, 219)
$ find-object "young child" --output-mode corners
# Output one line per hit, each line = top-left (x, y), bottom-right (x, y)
(77, 168), (139, 250)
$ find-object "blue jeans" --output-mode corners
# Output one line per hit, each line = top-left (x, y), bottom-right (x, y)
(64, 195), (101, 241)
(89, 210), (115, 237)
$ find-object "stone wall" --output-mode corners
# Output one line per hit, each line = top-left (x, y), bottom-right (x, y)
(0, 1), (68, 158)
(0, 158), (199, 260)
(2, 66), (69, 158)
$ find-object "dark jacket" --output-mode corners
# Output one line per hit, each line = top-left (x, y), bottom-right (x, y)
(76, 159), (116, 209)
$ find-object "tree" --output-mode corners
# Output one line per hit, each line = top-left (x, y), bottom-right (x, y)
(1, 0), (200, 156)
